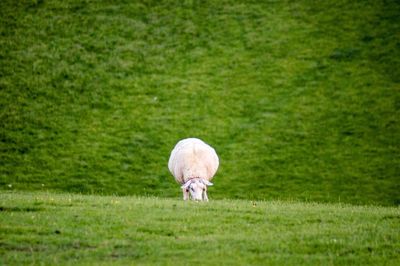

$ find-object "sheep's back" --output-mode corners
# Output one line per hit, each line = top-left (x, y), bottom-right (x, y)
(168, 138), (219, 184)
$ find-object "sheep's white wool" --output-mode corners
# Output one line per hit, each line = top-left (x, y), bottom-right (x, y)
(168, 138), (219, 183)
(168, 138), (219, 201)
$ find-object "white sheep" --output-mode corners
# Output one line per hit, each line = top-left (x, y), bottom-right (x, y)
(168, 138), (219, 201)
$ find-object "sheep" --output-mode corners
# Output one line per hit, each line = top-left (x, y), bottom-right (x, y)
(168, 138), (219, 201)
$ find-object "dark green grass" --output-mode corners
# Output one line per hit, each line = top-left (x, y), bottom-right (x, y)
(1, 0), (399, 205)
(1, 192), (399, 265)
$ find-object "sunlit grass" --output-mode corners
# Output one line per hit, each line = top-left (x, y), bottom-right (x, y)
(0, 192), (399, 265)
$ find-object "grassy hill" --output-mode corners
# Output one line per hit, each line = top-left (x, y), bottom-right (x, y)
(1, 0), (399, 205)
(1, 192), (399, 265)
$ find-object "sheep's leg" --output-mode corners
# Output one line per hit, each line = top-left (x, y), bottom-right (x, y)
(203, 190), (209, 202)
(182, 188), (189, 200)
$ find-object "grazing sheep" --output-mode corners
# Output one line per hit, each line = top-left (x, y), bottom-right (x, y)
(168, 138), (219, 201)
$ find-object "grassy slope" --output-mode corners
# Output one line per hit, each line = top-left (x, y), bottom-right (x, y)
(0, 192), (399, 265)
(1, 0), (399, 205)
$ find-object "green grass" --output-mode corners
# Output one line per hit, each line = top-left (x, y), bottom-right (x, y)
(0, 192), (399, 265)
(1, 0), (399, 205)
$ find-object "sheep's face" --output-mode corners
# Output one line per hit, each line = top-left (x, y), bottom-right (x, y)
(182, 178), (213, 201)
(188, 180), (207, 201)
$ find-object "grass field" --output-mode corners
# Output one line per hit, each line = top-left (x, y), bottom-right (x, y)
(1, 0), (399, 205)
(0, 192), (399, 265)
(1, 1), (399, 264)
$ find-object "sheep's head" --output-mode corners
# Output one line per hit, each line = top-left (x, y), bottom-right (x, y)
(181, 178), (213, 201)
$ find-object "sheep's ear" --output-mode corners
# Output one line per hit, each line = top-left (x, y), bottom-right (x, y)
(201, 179), (213, 186)
(181, 180), (192, 190)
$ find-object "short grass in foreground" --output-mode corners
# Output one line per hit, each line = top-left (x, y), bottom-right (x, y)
(0, 192), (399, 265)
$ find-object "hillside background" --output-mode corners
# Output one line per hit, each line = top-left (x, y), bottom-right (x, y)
(1, 0), (399, 205)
